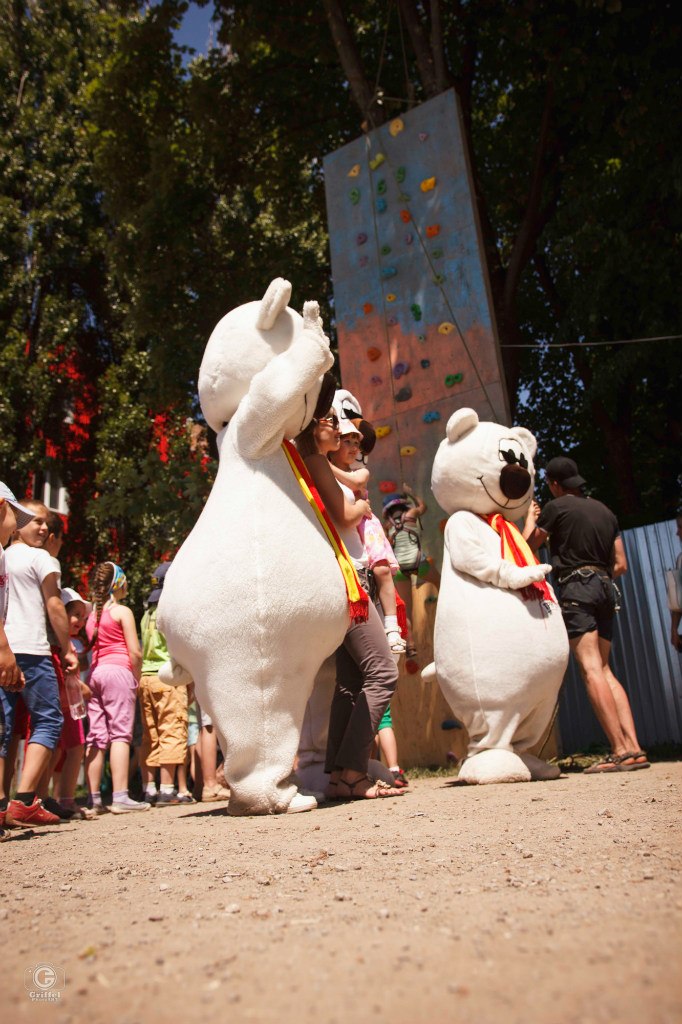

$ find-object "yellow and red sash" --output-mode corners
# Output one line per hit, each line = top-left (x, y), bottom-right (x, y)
(282, 440), (369, 623)
(481, 513), (554, 603)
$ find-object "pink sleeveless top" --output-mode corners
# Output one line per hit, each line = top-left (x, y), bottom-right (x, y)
(87, 606), (131, 670)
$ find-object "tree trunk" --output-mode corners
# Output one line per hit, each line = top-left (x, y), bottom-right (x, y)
(322, 0), (387, 128)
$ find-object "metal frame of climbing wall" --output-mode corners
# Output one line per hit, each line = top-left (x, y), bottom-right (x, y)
(324, 88), (510, 567)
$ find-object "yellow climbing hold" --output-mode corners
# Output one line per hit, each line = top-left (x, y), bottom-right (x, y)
(386, 293), (397, 302)
(376, 425), (392, 439)
(389, 118), (404, 136)
(369, 153), (385, 171)
(438, 321), (455, 334)
(420, 177), (437, 192)
(348, 164), (360, 177)
(400, 445), (417, 456)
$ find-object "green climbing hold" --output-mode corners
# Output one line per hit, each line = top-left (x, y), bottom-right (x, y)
(445, 373), (464, 387)
(350, 188), (360, 205)
(377, 179), (387, 195)
(395, 166), (406, 183)
(432, 248), (443, 259)
(410, 304), (422, 322)
(380, 244), (392, 256)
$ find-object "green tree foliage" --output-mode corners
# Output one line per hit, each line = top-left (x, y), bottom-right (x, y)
(0, 0), (215, 612)
(213, 0), (681, 522)
(0, 0), (679, 617)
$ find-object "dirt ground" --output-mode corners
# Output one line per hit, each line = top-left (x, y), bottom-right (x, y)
(3, 763), (681, 1024)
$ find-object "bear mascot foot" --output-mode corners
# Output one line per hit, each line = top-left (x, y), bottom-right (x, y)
(458, 749), (532, 785)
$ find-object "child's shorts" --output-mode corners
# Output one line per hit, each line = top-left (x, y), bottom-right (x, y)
(187, 700), (200, 748)
(86, 664), (137, 749)
(377, 705), (393, 732)
(139, 674), (188, 767)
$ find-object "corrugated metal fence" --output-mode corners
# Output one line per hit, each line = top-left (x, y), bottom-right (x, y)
(558, 518), (682, 753)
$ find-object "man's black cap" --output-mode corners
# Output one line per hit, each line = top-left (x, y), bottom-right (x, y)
(545, 456), (586, 489)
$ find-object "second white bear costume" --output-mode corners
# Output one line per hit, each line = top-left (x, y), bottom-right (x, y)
(158, 280), (349, 815)
(427, 408), (569, 784)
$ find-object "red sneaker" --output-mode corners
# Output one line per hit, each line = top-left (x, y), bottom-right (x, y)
(6, 797), (61, 827)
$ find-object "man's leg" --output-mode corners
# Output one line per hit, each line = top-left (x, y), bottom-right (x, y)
(570, 631), (630, 755)
(599, 636), (643, 752)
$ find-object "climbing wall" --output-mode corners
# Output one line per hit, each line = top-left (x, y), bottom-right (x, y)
(323, 90), (510, 765)
(323, 89), (509, 568)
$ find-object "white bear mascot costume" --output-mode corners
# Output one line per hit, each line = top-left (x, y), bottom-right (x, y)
(427, 408), (569, 784)
(157, 279), (349, 814)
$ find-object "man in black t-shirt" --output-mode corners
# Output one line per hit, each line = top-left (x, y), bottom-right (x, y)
(525, 456), (648, 774)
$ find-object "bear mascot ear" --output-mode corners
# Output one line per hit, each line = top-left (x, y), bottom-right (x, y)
(445, 407), (479, 443)
(256, 278), (292, 330)
(511, 426), (537, 459)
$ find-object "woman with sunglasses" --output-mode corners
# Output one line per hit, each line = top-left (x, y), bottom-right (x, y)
(295, 414), (403, 800)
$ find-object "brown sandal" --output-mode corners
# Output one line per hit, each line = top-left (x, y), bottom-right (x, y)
(337, 775), (404, 799)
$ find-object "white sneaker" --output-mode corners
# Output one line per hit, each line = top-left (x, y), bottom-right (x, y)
(111, 796), (151, 814)
(286, 792), (317, 814)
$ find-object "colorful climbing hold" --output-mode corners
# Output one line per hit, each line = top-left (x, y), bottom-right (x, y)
(420, 177), (436, 192)
(422, 410), (441, 423)
(375, 425), (392, 439)
(400, 445), (417, 457)
(418, 132), (428, 142)
(395, 385), (412, 402)
(410, 303), (422, 322)
(395, 166), (406, 183)
(445, 373), (464, 387)
(348, 164), (360, 177)
(349, 188), (360, 204)
(438, 322), (455, 334)
(386, 293), (397, 302)
(393, 361), (409, 379)
(417, 334), (426, 342)
(387, 316), (397, 326)
(389, 119), (404, 137)
(370, 376), (382, 386)
(358, 255), (369, 267)
(357, 232), (367, 245)
(376, 179), (387, 195)
(404, 233), (413, 245)
(379, 480), (397, 494)
(367, 347), (381, 361)
(420, 359), (431, 369)
(398, 193), (411, 202)
(381, 266), (397, 279)
(432, 248), (443, 258)
(363, 302), (374, 315)
(380, 244), (391, 255)
(405, 659), (420, 675)
(376, 197), (387, 213)
(369, 153), (385, 170)
(400, 209), (411, 223)
(426, 224), (441, 238)
(432, 273), (445, 285)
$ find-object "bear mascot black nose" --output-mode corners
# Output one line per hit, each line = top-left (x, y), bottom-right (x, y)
(500, 463), (531, 499)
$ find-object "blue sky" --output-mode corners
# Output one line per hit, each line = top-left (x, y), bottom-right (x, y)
(175, 1), (215, 56)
